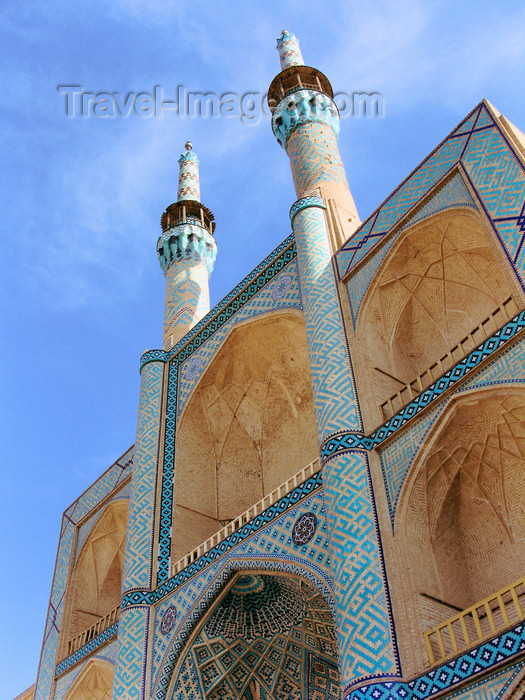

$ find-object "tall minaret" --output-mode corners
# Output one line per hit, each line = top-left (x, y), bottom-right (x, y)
(268, 30), (360, 250)
(269, 32), (406, 698)
(157, 142), (217, 350)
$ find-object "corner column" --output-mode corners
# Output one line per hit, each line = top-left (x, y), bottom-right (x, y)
(113, 358), (164, 699)
(291, 196), (407, 698)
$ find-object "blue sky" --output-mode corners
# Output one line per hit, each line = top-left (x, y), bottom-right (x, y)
(2, 1), (525, 696)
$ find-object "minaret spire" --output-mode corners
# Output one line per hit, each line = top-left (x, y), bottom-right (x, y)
(157, 142), (217, 350)
(177, 140), (201, 201)
(276, 29), (304, 69)
(269, 30), (360, 248)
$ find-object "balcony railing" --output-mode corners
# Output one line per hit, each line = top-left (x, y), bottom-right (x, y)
(67, 604), (120, 657)
(170, 458), (321, 578)
(380, 296), (520, 421)
(425, 576), (525, 665)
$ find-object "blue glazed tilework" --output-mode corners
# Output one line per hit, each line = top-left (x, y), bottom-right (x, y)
(140, 235), (296, 371)
(345, 172), (477, 327)
(123, 362), (163, 592)
(292, 203), (361, 436)
(337, 102), (525, 289)
(320, 309), (525, 463)
(153, 237), (299, 585)
(322, 451), (400, 688)
(176, 261), (302, 419)
(378, 404), (444, 525)
(113, 606), (151, 699)
(445, 659), (524, 699)
(55, 623), (119, 676)
(461, 329), (525, 392)
(149, 489), (332, 699)
(34, 447), (133, 700)
(170, 575), (340, 699)
(53, 640), (118, 700)
(122, 471), (324, 609)
(346, 622), (525, 698)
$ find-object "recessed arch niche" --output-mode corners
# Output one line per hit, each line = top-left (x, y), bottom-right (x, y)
(61, 499), (128, 652)
(357, 207), (523, 419)
(64, 658), (114, 700)
(166, 572), (340, 699)
(172, 312), (318, 560)
(396, 389), (525, 670)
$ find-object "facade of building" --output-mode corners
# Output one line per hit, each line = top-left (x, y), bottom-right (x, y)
(26, 30), (525, 700)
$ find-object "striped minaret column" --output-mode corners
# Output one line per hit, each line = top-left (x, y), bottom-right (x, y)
(158, 141), (217, 351)
(269, 32), (408, 699)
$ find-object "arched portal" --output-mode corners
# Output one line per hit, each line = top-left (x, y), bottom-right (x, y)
(173, 312), (319, 560)
(61, 500), (128, 652)
(64, 658), (114, 699)
(358, 208), (523, 418)
(167, 572), (340, 699)
(398, 390), (525, 669)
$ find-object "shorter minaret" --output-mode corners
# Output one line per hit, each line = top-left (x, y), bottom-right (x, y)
(157, 142), (217, 350)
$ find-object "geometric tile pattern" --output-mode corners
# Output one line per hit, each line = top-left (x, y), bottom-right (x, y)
(445, 660), (525, 699)
(379, 333), (525, 525)
(291, 199), (398, 688)
(276, 29), (304, 71)
(113, 606), (150, 699)
(347, 622), (525, 698)
(140, 234), (296, 371)
(53, 639), (119, 700)
(169, 576), (339, 699)
(462, 330), (525, 391)
(292, 201), (361, 436)
(320, 309), (525, 464)
(122, 471), (324, 609)
(55, 622), (119, 676)
(378, 404), (445, 526)
(322, 451), (400, 689)
(122, 361), (163, 592)
(150, 489), (332, 700)
(337, 101), (525, 289)
(345, 172), (477, 327)
(153, 236), (299, 584)
(115, 361), (164, 699)
(34, 448), (133, 700)
(175, 260), (302, 419)
(177, 147), (200, 202)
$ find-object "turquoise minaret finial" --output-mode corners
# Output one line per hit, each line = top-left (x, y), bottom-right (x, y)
(177, 140), (201, 201)
(277, 29), (304, 70)
(157, 142), (217, 350)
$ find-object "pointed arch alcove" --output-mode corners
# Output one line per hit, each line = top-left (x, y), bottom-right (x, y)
(166, 571), (340, 699)
(395, 388), (525, 674)
(356, 207), (524, 426)
(172, 312), (319, 561)
(60, 499), (128, 658)
(64, 658), (114, 700)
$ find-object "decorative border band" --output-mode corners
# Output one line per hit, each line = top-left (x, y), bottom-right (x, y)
(346, 622), (525, 699)
(122, 470), (323, 609)
(55, 622), (119, 677)
(320, 310), (525, 463)
(289, 196), (326, 227)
